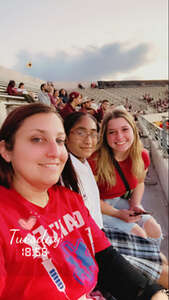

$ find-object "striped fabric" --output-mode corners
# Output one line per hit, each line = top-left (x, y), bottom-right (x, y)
(103, 227), (162, 280)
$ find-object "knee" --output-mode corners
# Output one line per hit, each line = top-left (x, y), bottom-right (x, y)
(144, 217), (162, 238)
(157, 263), (169, 288)
(160, 253), (169, 265)
(131, 224), (147, 238)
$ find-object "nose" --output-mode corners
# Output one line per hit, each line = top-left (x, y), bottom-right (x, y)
(84, 134), (93, 144)
(46, 141), (60, 158)
(116, 131), (123, 140)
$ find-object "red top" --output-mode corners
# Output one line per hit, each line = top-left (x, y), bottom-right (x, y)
(60, 103), (75, 119)
(88, 149), (150, 199)
(6, 85), (18, 96)
(0, 185), (110, 299)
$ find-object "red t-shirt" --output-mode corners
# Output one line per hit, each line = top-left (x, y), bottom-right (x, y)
(60, 103), (75, 119)
(88, 149), (150, 200)
(0, 185), (110, 300)
(6, 86), (18, 96)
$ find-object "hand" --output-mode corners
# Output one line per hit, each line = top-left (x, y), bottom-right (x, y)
(130, 204), (145, 214)
(117, 209), (141, 223)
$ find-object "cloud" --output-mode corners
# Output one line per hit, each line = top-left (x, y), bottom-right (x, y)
(13, 42), (151, 81)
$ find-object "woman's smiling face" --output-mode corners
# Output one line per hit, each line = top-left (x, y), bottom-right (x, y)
(106, 117), (134, 155)
(66, 116), (98, 162)
(4, 112), (68, 191)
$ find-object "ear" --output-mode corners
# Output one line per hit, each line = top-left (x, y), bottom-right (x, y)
(0, 140), (11, 162)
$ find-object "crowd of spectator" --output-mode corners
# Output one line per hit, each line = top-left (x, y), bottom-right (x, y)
(6, 80), (35, 102)
(140, 93), (169, 113)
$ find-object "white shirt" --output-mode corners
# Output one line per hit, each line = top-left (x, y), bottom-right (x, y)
(70, 154), (103, 229)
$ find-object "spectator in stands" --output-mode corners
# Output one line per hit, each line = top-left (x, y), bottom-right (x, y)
(47, 84), (55, 105)
(50, 88), (64, 111)
(6, 80), (34, 103)
(17, 82), (28, 94)
(38, 83), (51, 106)
(91, 82), (97, 88)
(88, 109), (163, 242)
(78, 83), (85, 89)
(79, 97), (92, 113)
(96, 99), (110, 123)
(0, 103), (167, 299)
(59, 91), (82, 119)
(108, 103), (115, 112)
(124, 98), (132, 112)
(59, 88), (69, 104)
(64, 112), (168, 289)
(18, 82), (36, 100)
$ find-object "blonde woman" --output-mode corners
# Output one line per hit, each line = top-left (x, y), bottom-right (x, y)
(88, 109), (162, 241)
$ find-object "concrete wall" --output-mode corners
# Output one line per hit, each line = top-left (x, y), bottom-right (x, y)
(142, 112), (168, 123)
(0, 103), (7, 127)
(150, 140), (168, 202)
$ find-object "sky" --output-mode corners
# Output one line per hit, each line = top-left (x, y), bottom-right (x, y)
(0, 0), (168, 82)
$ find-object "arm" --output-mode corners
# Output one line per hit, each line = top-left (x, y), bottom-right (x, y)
(129, 169), (147, 212)
(100, 199), (141, 223)
(129, 182), (145, 209)
(100, 199), (119, 217)
(95, 245), (165, 300)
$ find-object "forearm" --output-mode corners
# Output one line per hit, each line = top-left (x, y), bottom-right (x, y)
(95, 246), (163, 300)
(100, 199), (119, 217)
(129, 182), (145, 208)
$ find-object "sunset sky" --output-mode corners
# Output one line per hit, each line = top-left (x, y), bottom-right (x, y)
(0, 0), (168, 81)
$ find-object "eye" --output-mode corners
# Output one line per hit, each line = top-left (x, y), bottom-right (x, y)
(122, 128), (129, 131)
(108, 131), (116, 135)
(56, 138), (66, 145)
(76, 130), (85, 137)
(31, 137), (45, 143)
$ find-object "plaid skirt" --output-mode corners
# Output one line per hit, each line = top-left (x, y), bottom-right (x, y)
(103, 227), (162, 281)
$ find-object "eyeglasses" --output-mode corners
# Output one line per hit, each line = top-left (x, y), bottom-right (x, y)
(70, 129), (98, 139)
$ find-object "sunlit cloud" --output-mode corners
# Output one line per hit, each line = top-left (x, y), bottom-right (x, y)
(14, 42), (151, 81)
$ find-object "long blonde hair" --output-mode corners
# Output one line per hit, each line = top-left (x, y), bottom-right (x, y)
(95, 109), (145, 187)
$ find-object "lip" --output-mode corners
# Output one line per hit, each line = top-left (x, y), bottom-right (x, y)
(115, 142), (126, 145)
(39, 163), (60, 168)
(80, 147), (93, 151)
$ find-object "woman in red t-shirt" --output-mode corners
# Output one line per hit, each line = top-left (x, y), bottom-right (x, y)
(88, 109), (162, 241)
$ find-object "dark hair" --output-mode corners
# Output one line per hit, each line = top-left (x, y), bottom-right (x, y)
(63, 112), (99, 194)
(59, 89), (67, 97)
(102, 99), (109, 104)
(64, 112), (99, 136)
(40, 83), (46, 90)
(7, 80), (15, 88)
(0, 103), (56, 188)
(18, 82), (24, 88)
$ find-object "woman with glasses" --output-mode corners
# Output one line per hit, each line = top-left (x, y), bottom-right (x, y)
(64, 112), (103, 229)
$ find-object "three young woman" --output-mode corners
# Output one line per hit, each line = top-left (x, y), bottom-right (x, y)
(0, 103), (167, 299)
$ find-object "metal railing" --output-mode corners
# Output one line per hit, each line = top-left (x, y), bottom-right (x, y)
(138, 115), (169, 158)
